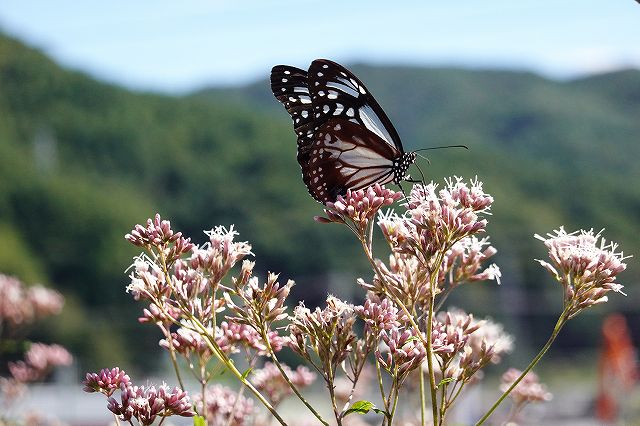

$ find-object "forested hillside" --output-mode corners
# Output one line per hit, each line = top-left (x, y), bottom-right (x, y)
(1, 32), (638, 370)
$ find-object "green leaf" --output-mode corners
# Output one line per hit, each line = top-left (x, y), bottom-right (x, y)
(193, 415), (206, 426)
(437, 377), (456, 388)
(241, 367), (253, 380)
(344, 400), (374, 416)
(343, 400), (388, 417)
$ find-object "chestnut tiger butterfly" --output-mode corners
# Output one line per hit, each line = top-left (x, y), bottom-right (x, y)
(270, 59), (422, 204)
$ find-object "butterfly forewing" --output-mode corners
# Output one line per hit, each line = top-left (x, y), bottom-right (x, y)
(308, 59), (403, 152)
(270, 65), (315, 155)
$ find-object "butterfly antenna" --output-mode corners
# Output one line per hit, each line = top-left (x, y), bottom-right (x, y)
(414, 144), (469, 153)
(416, 152), (431, 165)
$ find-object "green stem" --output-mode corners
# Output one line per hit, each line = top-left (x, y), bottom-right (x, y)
(388, 378), (400, 424)
(438, 375), (447, 426)
(189, 316), (289, 425)
(264, 333), (330, 426)
(360, 238), (442, 424)
(375, 358), (389, 425)
(474, 309), (569, 425)
(419, 368), (426, 426)
(425, 251), (446, 425)
(326, 359), (342, 426)
(156, 250), (186, 391)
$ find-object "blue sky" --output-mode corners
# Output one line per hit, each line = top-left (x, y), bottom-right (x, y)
(0, 0), (638, 93)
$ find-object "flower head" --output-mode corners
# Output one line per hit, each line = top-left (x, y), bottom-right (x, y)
(9, 343), (73, 383)
(289, 296), (357, 367)
(316, 184), (402, 232)
(377, 178), (493, 272)
(190, 225), (253, 286)
(377, 328), (427, 381)
(83, 367), (131, 396)
(252, 362), (316, 405)
(125, 214), (194, 263)
(195, 384), (255, 426)
(355, 295), (402, 335)
(500, 368), (552, 405)
(536, 228), (628, 317)
(440, 236), (500, 288)
(107, 383), (194, 425)
(0, 275), (64, 326)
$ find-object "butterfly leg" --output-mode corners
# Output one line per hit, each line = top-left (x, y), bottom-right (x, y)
(398, 182), (408, 198)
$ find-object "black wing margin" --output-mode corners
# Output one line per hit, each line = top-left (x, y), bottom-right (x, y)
(270, 65), (316, 164)
(307, 59), (404, 153)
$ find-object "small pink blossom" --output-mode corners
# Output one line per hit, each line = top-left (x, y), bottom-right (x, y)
(289, 296), (357, 367)
(355, 295), (402, 335)
(83, 367), (131, 396)
(440, 236), (500, 287)
(160, 325), (213, 358)
(107, 383), (194, 425)
(26, 285), (64, 318)
(190, 225), (253, 285)
(315, 184), (402, 229)
(500, 368), (552, 404)
(125, 214), (194, 263)
(9, 343), (72, 383)
(377, 328), (426, 380)
(252, 362), (316, 405)
(214, 320), (281, 355)
(195, 384), (255, 426)
(382, 178), (493, 261)
(536, 228), (628, 317)
(0, 275), (64, 326)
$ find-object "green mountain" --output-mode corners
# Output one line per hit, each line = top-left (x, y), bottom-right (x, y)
(1, 33), (638, 369)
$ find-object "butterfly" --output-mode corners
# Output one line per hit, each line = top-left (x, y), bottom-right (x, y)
(270, 59), (418, 204)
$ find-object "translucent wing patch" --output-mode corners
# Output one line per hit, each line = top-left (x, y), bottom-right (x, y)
(308, 59), (403, 152)
(302, 118), (399, 203)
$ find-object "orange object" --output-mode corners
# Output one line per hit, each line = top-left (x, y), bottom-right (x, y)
(595, 313), (638, 422)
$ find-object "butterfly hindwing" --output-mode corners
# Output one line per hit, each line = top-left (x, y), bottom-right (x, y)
(302, 118), (397, 203)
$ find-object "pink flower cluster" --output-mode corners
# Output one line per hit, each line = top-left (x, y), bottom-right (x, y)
(500, 368), (552, 404)
(440, 236), (501, 287)
(191, 225), (253, 286)
(536, 228), (627, 317)
(316, 184), (402, 230)
(355, 295), (402, 334)
(424, 309), (513, 384)
(377, 328), (427, 381)
(215, 321), (285, 355)
(107, 384), (194, 424)
(195, 384), (255, 426)
(84, 368), (194, 425)
(125, 214), (194, 263)
(0, 274), (64, 326)
(8, 343), (72, 383)
(380, 177), (493, 260)
(252, 362), (316, 405)
(289, 296), (357, 369)
(83, 367), (131, 396)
